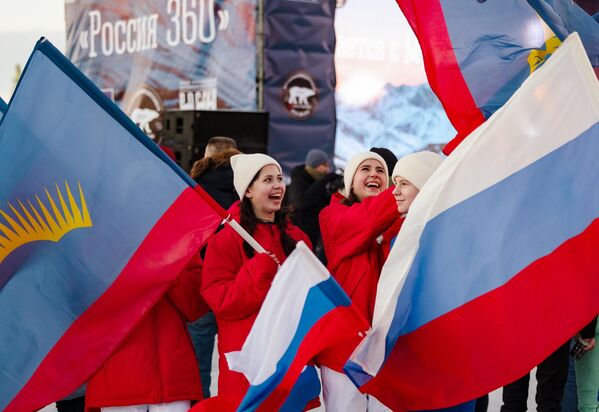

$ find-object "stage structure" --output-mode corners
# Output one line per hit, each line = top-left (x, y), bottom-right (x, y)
(65, 0), (337, 174)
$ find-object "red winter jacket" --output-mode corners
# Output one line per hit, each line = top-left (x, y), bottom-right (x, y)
(320, 187), (401, 323)
(201, 205), (311, 399)
(86, 256), (207, 409)
(318, 188), (401, 370)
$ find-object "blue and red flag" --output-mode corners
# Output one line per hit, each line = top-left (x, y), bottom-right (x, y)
(0, 38), (221, 411)
(346, 34), (599, 411)
(226, 242), (369, 412)
(395, 0), (599, 154)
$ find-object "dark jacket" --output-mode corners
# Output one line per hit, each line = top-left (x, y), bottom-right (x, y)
(580, 316), (598, 339)
(191, 150), (239, 210)
(287, 165), (330, 248)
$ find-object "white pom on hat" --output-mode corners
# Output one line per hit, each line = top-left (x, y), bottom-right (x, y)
(342, 151), (388, 198)
(230, 153), (282, 200)
(391, 151), (443, 190)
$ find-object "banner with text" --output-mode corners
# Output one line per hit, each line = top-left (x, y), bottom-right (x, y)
(264, 0), (337, 174)
(66, 0), (257, 139)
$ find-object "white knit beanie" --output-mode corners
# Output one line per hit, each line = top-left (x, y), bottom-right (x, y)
(391, 151), (443, 190)
(342, 151), (388, 198)
(230, 153), (282, 200)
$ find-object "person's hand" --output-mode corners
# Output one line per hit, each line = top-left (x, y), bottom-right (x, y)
(582, 338), (595, 351)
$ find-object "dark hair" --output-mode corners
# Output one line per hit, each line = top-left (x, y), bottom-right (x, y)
(239, 171), (297, 259)
(341, 190), (360, 207)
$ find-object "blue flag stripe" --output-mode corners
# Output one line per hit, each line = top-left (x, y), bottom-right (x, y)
(385, 121), (599, 357)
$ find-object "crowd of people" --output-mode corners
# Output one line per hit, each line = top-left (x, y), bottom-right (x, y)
(56, 137), (598, 412)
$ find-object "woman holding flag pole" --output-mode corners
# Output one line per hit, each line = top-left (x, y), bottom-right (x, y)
(319, 151), (401, 411)
(200, 153), (319, 409)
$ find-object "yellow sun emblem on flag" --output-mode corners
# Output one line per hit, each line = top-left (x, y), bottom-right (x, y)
(0, 181), (93, 264)
(528, 36), (562, 74)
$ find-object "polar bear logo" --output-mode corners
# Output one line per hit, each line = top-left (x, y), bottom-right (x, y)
(130, 108), (160, 134)
(287, 86), (316, 107)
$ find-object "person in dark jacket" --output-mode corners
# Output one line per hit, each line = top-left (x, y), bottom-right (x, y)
(190, 137), (240, 210)
(188, 137), (239, 398)
(287, 149), (337, 262)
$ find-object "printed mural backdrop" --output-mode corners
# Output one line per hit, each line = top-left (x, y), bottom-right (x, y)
(65, 0), (257, 140)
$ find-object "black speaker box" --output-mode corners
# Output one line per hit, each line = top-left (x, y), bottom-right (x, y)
(161, 110), (269, 172)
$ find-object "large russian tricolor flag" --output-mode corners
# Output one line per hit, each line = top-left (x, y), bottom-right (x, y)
(346, 33), (599, 411)
(395, 0), (599, 154)
(0, 38), (221, 411)
(226, 242), (369, 412)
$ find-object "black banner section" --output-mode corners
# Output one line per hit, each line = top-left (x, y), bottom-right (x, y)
(263, 0), (337, 174)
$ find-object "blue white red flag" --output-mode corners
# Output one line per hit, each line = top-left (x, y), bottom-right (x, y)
(0, 38), (221, 411)
(345, 33), (599, 411)
(226, 242), (369, 412)
(395, 0), (599, 154)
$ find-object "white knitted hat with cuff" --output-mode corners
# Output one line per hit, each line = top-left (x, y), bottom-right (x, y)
(230, 153), (282, 200)
(391, 151), (443, 190)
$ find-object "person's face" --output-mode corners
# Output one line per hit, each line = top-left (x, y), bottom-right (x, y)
(392, 176), (419, 217)
(351, 159), (387, 201)
(315, 162), (330, 174)
(245, 164), (285, 221)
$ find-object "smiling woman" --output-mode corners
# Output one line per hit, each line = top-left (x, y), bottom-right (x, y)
(200, 153), (318, 408)
(318, 150), (401, 411)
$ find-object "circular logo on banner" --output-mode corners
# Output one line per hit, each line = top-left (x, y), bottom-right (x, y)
(124, 85), (165, 140)
(282, 72), (319, 120)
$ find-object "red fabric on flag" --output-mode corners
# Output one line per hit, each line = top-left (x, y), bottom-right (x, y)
(395, 0), (486, 155)
(6, 188), (220, 412)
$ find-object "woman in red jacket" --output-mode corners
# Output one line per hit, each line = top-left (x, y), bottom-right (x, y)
(201, 153), (313, 404)
(86, 256), (207, 412)
(319, 151), (401, 412)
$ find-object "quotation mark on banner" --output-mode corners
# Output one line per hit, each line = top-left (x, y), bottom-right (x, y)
(218, 10), (229, 31)
(79, 31), (90, 49)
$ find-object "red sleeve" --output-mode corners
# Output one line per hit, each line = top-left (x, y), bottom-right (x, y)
(166, 253), (209, 322)
(201, 231), (279, 320)
(320, 187), (400, 258)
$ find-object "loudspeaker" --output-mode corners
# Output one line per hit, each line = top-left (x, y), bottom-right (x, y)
(161, 110), (269, 172)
